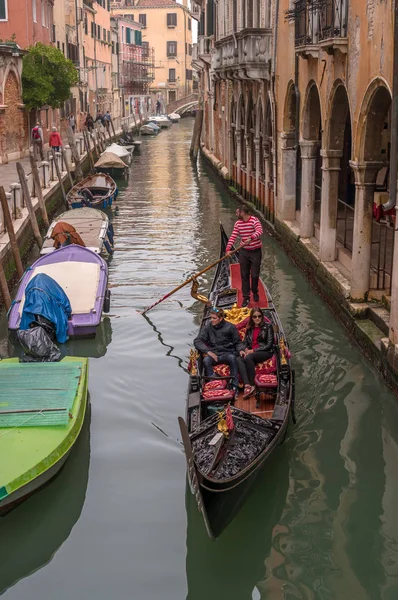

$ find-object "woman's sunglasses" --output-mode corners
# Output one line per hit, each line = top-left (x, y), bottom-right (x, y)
(253, 314), (262, 319)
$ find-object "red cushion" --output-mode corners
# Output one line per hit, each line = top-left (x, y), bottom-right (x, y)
(255, 355), (277, 374)
(202, 388), (235, 402)
(203, 380), (227, 391)
(254, 373), (278, 388)
(213, 364), (230, 377)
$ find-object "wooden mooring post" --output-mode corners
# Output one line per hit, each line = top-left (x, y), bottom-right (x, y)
(16, 162), (42, 249)
(110, 117), (116, 140)
(52, 149), (68, 210)
(66, 125), (83, 181)
(0, 186), (23, 279)
(61, 146), (74, 188)
(29, 152), (49, 228)
(83, 129), (95, 172)
(190, 109), (203, 159)
(0, 259), (11, 311)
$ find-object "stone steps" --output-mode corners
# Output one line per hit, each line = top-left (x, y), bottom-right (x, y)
(368, 304), (390, 337)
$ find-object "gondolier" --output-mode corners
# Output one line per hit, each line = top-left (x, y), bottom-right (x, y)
(226, 206), (263, 307)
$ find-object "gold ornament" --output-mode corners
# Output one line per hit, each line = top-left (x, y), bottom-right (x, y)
(224, 304), (251, 325)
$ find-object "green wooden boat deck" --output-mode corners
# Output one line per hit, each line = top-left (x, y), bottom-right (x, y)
(0, 357), (88, 503)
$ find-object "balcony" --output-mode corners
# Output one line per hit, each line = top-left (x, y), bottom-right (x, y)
(288, 0), (348, 57)
(212, 29), (272, 80)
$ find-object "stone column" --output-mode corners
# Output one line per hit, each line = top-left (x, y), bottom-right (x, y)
(263, 140), (271, 207)
(389, 211), (398, 344)
(349, 161), (383, 300)
(280, 132), (296, 221)
(299, 140), (319, 238)
(319, 150), (342, 261)
(236, 131), (242, 187)
(254, 136), (260, 200)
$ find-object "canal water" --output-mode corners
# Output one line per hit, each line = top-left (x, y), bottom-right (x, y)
(1, 118), (398, 599)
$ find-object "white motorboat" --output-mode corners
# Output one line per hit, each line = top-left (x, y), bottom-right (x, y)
(148, 115), (172, 128)
(168, 112), (181, 122)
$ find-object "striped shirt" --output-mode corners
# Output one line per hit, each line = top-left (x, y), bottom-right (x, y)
(226, 216), (263, 252)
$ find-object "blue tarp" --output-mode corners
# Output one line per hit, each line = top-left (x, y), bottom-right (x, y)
(20, 273), (72, 343)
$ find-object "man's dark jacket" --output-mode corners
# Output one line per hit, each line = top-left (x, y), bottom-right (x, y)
(194, 319), (244, 355)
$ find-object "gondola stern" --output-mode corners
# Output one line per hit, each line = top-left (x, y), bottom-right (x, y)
(178, 417), (216, 541)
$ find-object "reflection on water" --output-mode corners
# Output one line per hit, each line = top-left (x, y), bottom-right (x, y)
(1, 119), (398, 599)
(0, 411), (90, 595)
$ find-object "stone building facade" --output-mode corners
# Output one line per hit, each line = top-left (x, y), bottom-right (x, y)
(112, 0), (193, 106)
(196, 0), (398, 351)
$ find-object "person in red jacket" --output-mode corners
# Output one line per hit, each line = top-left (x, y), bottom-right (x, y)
(226, 205), (263, 307)
(49, 126), (63, 153)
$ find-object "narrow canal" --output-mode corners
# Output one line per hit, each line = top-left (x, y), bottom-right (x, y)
(1, 118), (398, 599)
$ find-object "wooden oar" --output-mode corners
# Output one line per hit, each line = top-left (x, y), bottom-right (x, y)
(140, 243), (244, 315)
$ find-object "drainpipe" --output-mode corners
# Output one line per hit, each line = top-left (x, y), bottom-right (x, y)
(270, 0), (280, 205)
(382, 0), (398, 211)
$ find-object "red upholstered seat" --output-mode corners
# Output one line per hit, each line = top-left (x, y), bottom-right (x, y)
(202, 388), (235, 402)
(255, 355), (277, 374)
(213, 364), (231, 377)
(254, 373), (278, 388)
(203, 380), (227, 391)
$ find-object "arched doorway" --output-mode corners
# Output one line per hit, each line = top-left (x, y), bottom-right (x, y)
(300, 82), (322, 238)
(3, 70), (26, 159)
(281, 81), (298, 220)
(352, 82), (392, 299)
(320, 83), (353, 262)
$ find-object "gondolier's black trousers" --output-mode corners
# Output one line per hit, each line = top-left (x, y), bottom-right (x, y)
(240, 247), (262, 300)
(237, 350), (274, 386)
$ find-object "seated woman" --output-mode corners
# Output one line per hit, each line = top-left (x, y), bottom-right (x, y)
(238, 307), (274, 399)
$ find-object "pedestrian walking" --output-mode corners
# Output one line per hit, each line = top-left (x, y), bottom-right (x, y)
(31, 121), (44, 161)
(68, 113), (76, 133)
(226, 205), (263, 307)
(156, 99), (161, 115)
(85, 113), (94, 132)
(104, 111), (111, 131)
(49, 126), (63, 153)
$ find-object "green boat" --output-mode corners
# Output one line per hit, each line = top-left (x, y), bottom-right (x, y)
(0, 357), (89, 514)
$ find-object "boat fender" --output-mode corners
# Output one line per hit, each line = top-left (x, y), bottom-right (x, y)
(104, 240), (113, 255)
(103, 289), (111, 313)
(107, 223), (115, 246)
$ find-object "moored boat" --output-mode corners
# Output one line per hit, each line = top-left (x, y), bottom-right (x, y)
(67, 173), (117, 209)
(0, 357), (88, 514)
(168, 112), (181, 122)
(140, 123), (160, 136)
(41, 207), (114, 256)
(105, 143), (134, 164)
(94, 151), (129, 179)
(179, 225), (295, 539)
(148, 114), (172, 128)
(8, 245), (110, 338)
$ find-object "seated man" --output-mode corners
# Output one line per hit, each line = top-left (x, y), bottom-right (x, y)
(194, 308), (244, 399)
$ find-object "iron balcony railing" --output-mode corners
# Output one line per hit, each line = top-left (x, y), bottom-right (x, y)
(287, 0), (348, 48)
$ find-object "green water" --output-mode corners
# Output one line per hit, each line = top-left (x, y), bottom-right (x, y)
(1, 119), (398, 599)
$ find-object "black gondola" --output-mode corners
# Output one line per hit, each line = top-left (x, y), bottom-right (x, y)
(179, 224), (295, 539)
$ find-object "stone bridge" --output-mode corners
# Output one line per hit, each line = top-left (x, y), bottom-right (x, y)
(166, 93), (199, 115)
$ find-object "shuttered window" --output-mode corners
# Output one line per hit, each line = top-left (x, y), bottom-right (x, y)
(167, 41), (177, 56)
(167, 13), (177, 27)
(168, 68), (176, 81)
(0, 0), (7, 20)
